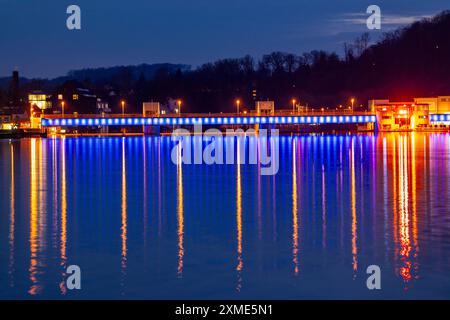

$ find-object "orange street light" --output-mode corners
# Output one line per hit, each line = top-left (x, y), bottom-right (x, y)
(236, 99), (241, 115)
(292, 99), (297, 113)
(121, 100), (125, 116)
(61, 101), (65, 117)
(177, 100), (182, 116)
(351, 98), (355, 112)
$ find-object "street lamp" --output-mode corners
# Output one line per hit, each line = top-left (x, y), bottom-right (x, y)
(351, 98), (355, 112)
(121, 100), (125, 116)
(61, 101), (65, 117)
(292, 99), (297, 114)
(236, 99), (241, 115)
(177, 100), (182, 116)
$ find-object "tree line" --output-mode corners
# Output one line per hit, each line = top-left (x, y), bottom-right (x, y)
(122, 10), (450, 113)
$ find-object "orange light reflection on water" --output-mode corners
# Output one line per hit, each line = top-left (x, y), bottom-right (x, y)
(177, 143), (184, 278)
(383, 133), (422, 285)
(292, 140), (299, 275)
(236, 139), (243, 291)
(59, 139), (68, 294)
(350, 139), (358, 276)
(121, 139), (128, 292)
(398, 135), (412, 282)
(9, 143), (15, 287)
(28, 139), (38, 295)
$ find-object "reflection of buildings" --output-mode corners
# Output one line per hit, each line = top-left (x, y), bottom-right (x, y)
(380, 134), (420, 285)
(292, 140), (299, 275)
(397, 135), (413, 283)
(121, 139), (128, 288)
(177, 143), (184, 278)
(59, 139), (68, 294)
(29, 139), (48, 295)
(29, 139), (39, 295)
(350, 139), (358, 276)
(236, 139), (243, 291)
(9, 143), (15, 287)
(371, 96), (450, 131)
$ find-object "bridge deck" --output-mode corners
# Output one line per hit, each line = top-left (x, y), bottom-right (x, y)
(41, 112), (377, 127)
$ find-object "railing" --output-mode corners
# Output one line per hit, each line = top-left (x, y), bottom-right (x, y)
(41, 110), (375, 119)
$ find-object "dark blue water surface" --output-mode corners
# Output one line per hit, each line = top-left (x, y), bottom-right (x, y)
(1, 133), (450, 299)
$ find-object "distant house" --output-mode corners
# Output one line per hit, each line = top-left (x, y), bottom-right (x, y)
(55, 87), (98, 114)
(0, 114), (11, 125)
(29, 91), (53, 115)
(1, 112), (28, 129)
(143, 102), (160, 116)
(97, 98), (111, 114)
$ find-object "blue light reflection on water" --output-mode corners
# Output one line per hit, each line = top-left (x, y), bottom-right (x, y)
(0, 134), (450, 299)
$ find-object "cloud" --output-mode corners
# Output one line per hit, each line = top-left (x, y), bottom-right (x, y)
(311, 12), (434, 38)
(336, 12), (432, 27)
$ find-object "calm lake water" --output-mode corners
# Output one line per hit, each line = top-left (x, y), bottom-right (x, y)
(1, 133), (450, 299)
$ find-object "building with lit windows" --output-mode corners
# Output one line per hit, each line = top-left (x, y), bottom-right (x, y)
(54, 83), (100, 114)
(28, 91), (53, 111)
(370, 96), (450, 131)
(414, 96), (450, 113)
(373, 102), (428, 131)
(97, 98), (111, 113)
(143, 102), (160, 116)
(255, 101), (275, 115)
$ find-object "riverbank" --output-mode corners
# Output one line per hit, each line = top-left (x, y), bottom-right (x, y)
(0, 129), (45, 139)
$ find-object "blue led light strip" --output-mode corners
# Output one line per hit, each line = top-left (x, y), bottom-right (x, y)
(430, 114), (450, 122)
(41, 115), (378, 127)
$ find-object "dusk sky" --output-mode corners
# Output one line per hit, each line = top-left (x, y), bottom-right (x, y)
(0, 0), (448, 78)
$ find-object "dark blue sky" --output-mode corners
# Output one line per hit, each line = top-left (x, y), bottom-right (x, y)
(0, 0), (448, 78)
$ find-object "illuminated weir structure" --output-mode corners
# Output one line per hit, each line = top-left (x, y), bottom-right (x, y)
(40, 112), (377, 135)
(39, 109), (450, 136)
(35, 96), (450, 135)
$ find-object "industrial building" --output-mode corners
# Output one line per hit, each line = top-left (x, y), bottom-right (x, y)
(370, 96), (450, 131)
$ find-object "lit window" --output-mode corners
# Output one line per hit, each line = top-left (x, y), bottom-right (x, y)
(73, 94), (79, 100)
